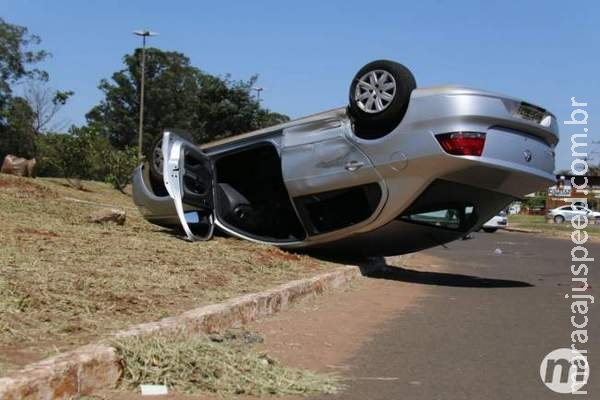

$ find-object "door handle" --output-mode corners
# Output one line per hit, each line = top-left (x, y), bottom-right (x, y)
(345, 160), (364, 172)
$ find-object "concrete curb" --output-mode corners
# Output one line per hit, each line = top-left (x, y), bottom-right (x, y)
(504, 227), (542, 234)
(0, 265), (363, 400)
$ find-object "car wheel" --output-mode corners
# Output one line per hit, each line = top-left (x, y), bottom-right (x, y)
(149, 136), (164, 180)
(149, 132), (194, 180)
(554, 215), (565, 224)
(348, 60), (416, 139)
(482, 228), (497, 233)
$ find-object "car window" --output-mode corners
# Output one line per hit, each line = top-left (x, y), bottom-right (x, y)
(407, 209), (460, 229)
(401, 204), (475, 231)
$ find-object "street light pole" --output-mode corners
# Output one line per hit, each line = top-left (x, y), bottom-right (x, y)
(133, 30), (158, 160)
(252, 86), (264, 102)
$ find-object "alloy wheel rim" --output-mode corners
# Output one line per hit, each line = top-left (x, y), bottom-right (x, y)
(354, 69), (397, 114)
(153, 143), (163, 173)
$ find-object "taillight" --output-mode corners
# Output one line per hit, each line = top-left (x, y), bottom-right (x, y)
(436, 132), (486, 156)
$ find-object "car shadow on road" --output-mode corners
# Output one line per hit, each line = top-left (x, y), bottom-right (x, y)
(310, 253), (533, 288)
(357, 260), (533, 288)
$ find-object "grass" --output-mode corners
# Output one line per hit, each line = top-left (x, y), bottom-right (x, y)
(112, 330), (339, 396)
(508, 214), (600, 239)
(0, 174), (335, 373)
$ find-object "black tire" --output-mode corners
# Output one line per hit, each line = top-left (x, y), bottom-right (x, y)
(149, 136), (164, 180)
(348, 60), (416, 139)
(482, 228), (498, 233)
(554, 215), (565, 224)
(149, 131), (195, 180)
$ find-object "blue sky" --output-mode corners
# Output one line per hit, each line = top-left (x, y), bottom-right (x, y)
(2, 0), (598, 170)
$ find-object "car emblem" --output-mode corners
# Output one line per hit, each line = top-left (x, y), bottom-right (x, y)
(523, 149), (532, 162)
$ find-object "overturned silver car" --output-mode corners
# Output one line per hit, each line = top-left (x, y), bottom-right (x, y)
(133, 60), (558, 256)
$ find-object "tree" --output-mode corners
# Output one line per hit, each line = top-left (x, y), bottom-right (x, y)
(0, 17), (49, 118)
(523, 195), (546, 211)
(36, 126), (114, 188)
(0, 96), (36, 158)
(36, 126), (138, 190)
(24, 80), (73, 134)
(86, 48), (289, 156)
(0, 18), (73, 161)
(192, 73), (289, 143)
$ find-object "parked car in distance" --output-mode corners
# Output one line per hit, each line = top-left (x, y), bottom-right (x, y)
(482, 211), (508, 233)
(547, 205), (600, 224)
(507, 202), (521, 215)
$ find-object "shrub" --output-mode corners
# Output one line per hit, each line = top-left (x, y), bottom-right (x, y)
(36, 126), (138, 190)
(103, 146), (138, 192)
(523, 195), (546, 211)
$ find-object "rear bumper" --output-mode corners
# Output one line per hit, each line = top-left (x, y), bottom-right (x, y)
(407, 86), (559, 147)
(483, 217), (508, 229)
(416, 87), (558, 190)
(354, 86), (558, 238)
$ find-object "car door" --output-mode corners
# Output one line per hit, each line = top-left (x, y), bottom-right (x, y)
(280, 119), (386, 235)
(577, 206), (593, 220)
(559, 206), (574, 221)
(162, 131), (215, 241)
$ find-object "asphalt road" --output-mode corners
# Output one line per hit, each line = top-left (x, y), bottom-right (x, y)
(318, 231), (599, 400)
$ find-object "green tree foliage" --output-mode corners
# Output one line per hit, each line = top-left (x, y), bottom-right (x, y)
(0, 18), (50, 159)
(36, 126), (138, 190)
(1, 97), (37, 158)
(36, 127), (106, 187)
(103, 146), (138, 192)
(86, 48), (289, 155)
(2, 19), (289, 193)
(24, 80), (74, 134)
(0, 18), (73, 161)
(523, 195), (546, 211)
(0, 17), (49, 108)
